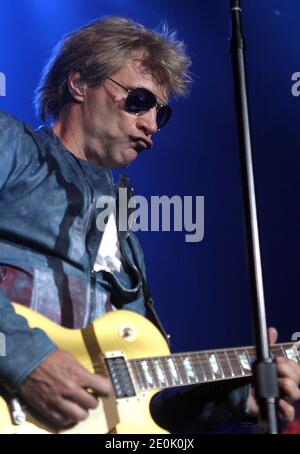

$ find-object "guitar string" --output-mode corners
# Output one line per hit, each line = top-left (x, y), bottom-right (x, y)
(72, 345), (299, 394)
(128, 347), (299, 389)
(79, 364), (251, 390)
(82, 350), (298, 392)
(83, 352), (297, 380)
(82, 348), (298, 392)
(82, 345), (295, 371)
(80, 365), (251, 392)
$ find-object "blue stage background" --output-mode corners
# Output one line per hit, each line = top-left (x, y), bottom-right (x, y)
(1, 0), (299, 354)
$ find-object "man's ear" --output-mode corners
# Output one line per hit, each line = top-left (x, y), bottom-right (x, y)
(68, 71), (86, 102)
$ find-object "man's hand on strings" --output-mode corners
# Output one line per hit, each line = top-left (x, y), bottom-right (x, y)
(247, 327), (300, 421)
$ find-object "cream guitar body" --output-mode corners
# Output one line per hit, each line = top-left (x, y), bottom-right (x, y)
(0, 304), (169, 434)
(1, 304), (299, 434)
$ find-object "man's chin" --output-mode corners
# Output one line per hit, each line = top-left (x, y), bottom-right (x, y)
(123, 147), (140, 165)
(110, 148), (139, 168)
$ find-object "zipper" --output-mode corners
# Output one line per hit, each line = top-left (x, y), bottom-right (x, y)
(67, 155), (99, 323)
(89, 269), (97, 323)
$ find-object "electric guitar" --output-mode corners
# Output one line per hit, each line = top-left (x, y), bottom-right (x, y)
(0, 304), (299, 434)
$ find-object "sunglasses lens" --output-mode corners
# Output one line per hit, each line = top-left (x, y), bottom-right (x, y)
(125, 87), (172, 129)
(125, 88), (156, 113)
(157, 106), (172, 129)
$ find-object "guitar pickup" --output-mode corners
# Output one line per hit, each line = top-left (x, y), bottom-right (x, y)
(105, 352), (136, 399)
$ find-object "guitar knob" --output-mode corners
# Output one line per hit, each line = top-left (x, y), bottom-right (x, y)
(123, 328), (133, 338)
(119, 325), (137, 341)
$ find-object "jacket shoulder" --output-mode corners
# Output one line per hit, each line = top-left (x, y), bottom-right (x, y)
(0, 111), (38, 190)
(0, 110), (24, 134)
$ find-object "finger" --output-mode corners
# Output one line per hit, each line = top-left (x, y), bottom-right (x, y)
(44, 408), (72, 427)
(278, 377), (300, 403)
(278, 398), (295, 422)
(64, 359), (113, 397)
(66, 386), (99, 410)
(277, 357), (300, 384)
(268, 326), (278, 345)
(81, 371), (113, 397)
(42, 398), (89, 428)
(50, 398), (89, 425)
(55, 375), (103, 408)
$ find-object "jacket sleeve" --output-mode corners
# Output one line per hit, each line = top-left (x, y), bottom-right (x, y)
(0, 110), (17, 191)
(0, 292), (57, 392)
(0, 111), (57, 392)
(150, 379), (252, 434)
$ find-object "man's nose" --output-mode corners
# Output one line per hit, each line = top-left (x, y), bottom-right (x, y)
(135, 108), (158, 136)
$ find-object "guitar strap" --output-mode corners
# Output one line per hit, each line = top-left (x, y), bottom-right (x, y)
(115, 173), (171, 347)
(143, 286), (171, 348)
(127, 237), (171, 348)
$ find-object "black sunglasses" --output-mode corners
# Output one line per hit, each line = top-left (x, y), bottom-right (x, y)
(107, 78), (172, 129)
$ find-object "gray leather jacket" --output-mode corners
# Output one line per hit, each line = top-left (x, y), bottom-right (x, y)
(0, 111), (249, 432)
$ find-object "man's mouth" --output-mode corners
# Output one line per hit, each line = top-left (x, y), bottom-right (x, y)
(130, 136), (152, 150)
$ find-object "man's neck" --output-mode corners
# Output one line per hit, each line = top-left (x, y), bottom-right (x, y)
(53, 117), (87, 161)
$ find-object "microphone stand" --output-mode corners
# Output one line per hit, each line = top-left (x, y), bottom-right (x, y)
(229, 0), (279, 434)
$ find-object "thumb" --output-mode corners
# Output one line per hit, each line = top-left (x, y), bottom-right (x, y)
(268, 326), (278, 345)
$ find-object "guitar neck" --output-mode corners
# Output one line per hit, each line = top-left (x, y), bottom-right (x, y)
(128, 342), (300, 392)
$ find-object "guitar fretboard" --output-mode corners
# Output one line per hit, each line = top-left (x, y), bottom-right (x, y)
(128, 342), (300, 392)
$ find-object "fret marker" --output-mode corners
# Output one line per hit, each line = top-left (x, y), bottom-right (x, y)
(238, 352), (251, 371)
(168, 358), (179, 382)
(183, 357), (195, 381)
(141, 361), (154, 386)
(291, 341), (300, 363)
(285, 345), (300, 363)
(153, 360), (166, 385)
(209, 354), (220, 376)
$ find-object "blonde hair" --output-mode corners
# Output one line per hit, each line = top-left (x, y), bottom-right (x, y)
(34, 16), (192, 121)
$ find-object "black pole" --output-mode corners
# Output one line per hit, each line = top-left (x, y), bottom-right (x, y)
(229, 0), (279, 434)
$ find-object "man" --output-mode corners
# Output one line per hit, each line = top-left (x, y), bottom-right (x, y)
(0, 16), (299, 433)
